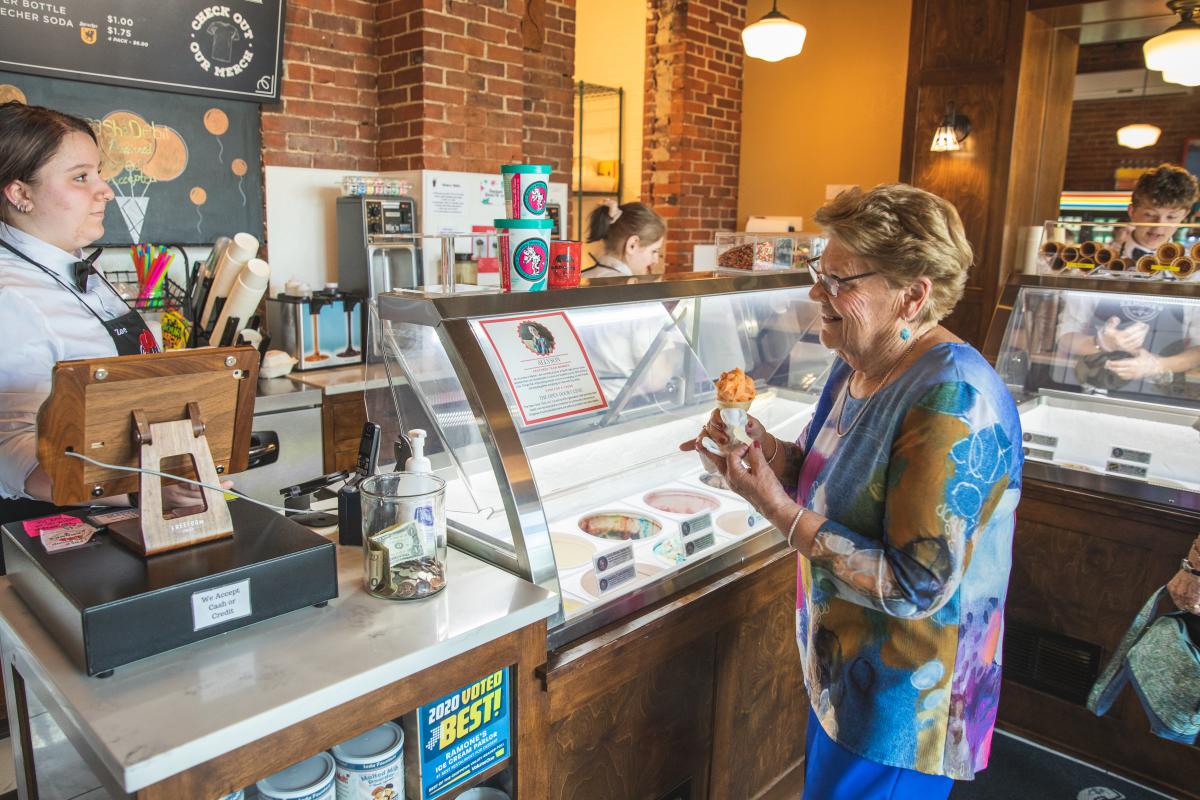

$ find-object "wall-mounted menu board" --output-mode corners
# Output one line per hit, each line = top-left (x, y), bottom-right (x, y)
(0, 1), (284, 102)
(0, 71), (264, 246)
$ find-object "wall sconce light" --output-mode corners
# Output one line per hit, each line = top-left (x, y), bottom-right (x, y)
(742, 1), (807, 63)
(1144, 1), (1200, 87)
(930, 102), (970, 152)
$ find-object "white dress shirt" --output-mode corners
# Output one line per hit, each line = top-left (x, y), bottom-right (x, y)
(0, 222), (129, 499)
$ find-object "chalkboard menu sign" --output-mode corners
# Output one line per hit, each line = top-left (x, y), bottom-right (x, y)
(0, 71), (264, 246)
(0, 1), (284, 102)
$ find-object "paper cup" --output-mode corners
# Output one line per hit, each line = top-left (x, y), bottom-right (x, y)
(496, 218), (553, 292)
(501, 164), (551, 219)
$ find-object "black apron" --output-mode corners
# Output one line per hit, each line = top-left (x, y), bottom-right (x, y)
(0, 238), (159, 529)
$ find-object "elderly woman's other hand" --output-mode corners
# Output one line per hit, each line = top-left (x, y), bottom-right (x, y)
(724, 442), (791, 518)
(1168, 568), (1200, 614)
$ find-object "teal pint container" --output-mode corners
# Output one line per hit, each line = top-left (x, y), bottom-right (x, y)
(495, 218), (554, 292)
(501, 164), (551, 219)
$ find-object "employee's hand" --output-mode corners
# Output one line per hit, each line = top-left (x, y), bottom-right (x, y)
(1097, 317), (1148, 353)
(1104, 349), (1167, 380)
(678, 409), (768, 456)
(723, 442), (790, 517)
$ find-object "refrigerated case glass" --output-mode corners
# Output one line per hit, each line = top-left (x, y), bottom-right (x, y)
(1035, 220), (1200, 279)
(366, 272), (832, 644)
(991, 275), (1200, 510)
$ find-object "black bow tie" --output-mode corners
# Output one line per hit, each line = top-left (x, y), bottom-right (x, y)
(72, 261), (94, 292)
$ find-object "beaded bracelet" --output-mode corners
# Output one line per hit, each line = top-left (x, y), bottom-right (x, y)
(786, 506), (805, 547)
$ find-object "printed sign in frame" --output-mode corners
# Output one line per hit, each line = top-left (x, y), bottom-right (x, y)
(477, 311), (608, 426)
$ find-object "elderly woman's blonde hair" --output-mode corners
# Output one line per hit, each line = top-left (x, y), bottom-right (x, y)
(813, 184), (972, 326)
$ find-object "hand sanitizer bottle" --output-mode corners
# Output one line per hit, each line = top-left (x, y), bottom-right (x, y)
(405, 429), (432, 473)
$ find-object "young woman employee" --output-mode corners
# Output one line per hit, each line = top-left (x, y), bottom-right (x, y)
(0, 101), (161, 526)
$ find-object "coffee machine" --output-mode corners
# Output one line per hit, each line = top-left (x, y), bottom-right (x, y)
(336, 195), (421, 297)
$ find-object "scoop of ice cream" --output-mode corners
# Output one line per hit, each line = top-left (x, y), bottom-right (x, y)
(715, 367), (756, 404)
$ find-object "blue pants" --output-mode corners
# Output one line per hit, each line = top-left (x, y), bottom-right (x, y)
(803, 711), (954, 800)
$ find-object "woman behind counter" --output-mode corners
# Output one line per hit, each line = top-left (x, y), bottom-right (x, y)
(0, 101), (160, 525)
(583, 198), (666, 277)
(684, 184), (1022, 799)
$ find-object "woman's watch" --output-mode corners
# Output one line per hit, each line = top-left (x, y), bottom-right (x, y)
(1181, 555), (1200, 577)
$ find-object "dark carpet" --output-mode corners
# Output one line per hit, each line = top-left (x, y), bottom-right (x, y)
(951, 731), (1175, 800)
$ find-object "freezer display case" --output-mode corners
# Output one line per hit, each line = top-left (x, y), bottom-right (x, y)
(988, 274), (1200, 512)
(366, 271), (832, 645)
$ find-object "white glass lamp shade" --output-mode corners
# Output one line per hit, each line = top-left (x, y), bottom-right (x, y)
(742, 15), (807, 62)
(1116, 123), (1162, 149)
(1143, 20), (1200, 73)
(930, 125), (962, 152)
(1162, 65), (1200, 86)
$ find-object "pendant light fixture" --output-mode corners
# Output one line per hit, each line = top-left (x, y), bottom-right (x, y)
(1117, 70), (1162, 150)
(1144, 0), (1200, 86)
(742, 1), (807, 63)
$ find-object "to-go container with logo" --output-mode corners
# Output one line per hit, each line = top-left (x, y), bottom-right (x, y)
(501, 164), (551, 219)
(332, 721), (405, 799)
(257, 752), (337, 800)
(495, 219), (554, 292)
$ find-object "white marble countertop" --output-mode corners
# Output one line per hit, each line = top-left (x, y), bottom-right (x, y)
(0, 546), (556, 793)
(290, 364), (390, 395)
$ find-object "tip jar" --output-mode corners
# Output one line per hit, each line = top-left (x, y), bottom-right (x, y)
(359, 472), (448, 600)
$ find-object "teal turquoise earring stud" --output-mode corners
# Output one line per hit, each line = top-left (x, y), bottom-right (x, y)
(900, 326), (911, 341)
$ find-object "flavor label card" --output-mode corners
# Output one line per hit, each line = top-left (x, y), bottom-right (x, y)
(592, 543), (635, 595)
(676, 512), (716, 561)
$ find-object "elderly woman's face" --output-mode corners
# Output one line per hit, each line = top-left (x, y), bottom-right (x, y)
(809, 238), (903, 365)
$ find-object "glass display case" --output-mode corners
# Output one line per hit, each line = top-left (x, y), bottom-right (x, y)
(988, 273), (1200, 512)
(713, 232), (824, 271)
(365, 272), (832, 645)
(1035, 220), (1200, 279)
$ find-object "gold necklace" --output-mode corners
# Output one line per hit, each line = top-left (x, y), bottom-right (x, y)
(835, 331), (926, 437)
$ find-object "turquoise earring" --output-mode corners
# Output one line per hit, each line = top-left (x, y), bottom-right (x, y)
(900, 326), (911, 341)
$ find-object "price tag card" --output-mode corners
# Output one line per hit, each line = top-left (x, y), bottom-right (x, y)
(676, 512), (717, 561)
(1110, 446), (1151, 465)
(592, 544), (636, 595)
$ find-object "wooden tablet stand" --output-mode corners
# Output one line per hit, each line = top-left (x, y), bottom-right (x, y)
(38, 347), (258, 556)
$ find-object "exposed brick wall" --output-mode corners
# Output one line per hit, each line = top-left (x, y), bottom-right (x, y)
(642, 0), (746, 272)
(262, 0), (379, 171)
(1063, 93), (1200, 190)
(262, 1), (576, 179)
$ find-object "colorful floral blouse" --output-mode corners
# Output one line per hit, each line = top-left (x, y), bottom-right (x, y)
(794, 343), (1022, 780)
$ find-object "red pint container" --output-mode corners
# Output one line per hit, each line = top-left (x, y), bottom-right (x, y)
(549, 240), (582, 288)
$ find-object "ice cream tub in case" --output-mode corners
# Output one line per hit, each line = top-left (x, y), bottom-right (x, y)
(496, 218), (553, 292)
(257, 752), (337, 800)
(501, 164), (551, 218)
(332, 721), (404, 800)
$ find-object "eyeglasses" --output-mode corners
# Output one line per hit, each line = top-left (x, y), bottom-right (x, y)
(803, 257), (876, 297)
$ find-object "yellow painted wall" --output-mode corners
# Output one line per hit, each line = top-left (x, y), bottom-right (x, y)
(737, 0), (913, 230)
(573, 0), (646, 205)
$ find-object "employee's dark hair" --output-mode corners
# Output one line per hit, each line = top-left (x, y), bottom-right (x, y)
(1131, 163), (1199, 211)
(587, 201), (666, 255)
(0, 101), (98, 223)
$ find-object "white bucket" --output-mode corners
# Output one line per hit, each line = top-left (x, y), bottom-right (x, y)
(501, 164), (551, 219)
(457, 790), (510, 800)
(332, 721), (405, 800)
(495, 218), (553, 292)
(257, 752), (337, 800)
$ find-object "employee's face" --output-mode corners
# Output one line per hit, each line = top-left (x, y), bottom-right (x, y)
(1129, 202), (1190, 249)
(624, 236), (663, 275)
(24, 132), (114, 252)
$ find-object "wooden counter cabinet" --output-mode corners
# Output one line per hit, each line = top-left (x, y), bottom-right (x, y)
(0, 547), (557, 799)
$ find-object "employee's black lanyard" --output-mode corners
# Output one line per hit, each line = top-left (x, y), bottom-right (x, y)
(0, 238), (159, 356)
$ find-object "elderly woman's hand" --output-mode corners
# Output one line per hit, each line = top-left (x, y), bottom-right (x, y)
(678, 409), (769, 457)
(723, 442), (791, 518)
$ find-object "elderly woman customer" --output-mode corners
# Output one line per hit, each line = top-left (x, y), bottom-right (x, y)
(684, 184), (1022, 799)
